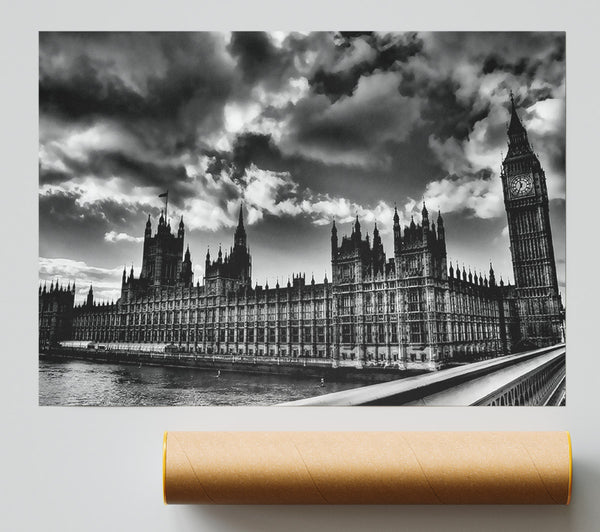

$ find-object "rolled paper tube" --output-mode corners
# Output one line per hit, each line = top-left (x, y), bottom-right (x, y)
(163, 431), (572, 505)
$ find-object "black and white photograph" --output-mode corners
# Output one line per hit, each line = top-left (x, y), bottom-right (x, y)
(38, 31), (566, 406)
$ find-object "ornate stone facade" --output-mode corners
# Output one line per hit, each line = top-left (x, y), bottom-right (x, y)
(39, 98), (564, 368)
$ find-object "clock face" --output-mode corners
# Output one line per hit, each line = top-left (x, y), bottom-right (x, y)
(508, 174), (534, 198)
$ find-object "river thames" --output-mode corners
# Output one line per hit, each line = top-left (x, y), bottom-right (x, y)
(39, 358), (361, 406)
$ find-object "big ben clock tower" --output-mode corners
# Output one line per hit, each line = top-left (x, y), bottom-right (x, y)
(501, 93), (564, 348)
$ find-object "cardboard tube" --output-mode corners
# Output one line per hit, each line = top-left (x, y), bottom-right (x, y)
(163, 431), (572, 505)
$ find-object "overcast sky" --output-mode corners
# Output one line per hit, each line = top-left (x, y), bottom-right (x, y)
(39, 32), (565, 304)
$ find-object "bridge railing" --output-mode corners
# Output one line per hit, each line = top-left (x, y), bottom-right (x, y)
(280, 344), (566, 406)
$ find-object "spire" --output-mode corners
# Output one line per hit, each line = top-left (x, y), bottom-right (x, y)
(144, 213), (152, 238)
(489, 262), (496, 287)
(507, 90), (525, 135)
(393, 204), (402, 255)
(449, 261), (454, 278)
(86, 284), (94, 307)
(506, 91), (533, 158)
(331, 218), (338, 256)
(238, 202), (244, 228)
(234, 202), (247, 249)
(184, 245), (191, 261)
(351, 214), (361, 242)
(178, 215), (184, 238)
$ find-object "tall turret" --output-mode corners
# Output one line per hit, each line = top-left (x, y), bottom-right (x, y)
(436, 210), (445, 242)
(489, 262), (496, 287)
(372, 223), (385, 275)
(421, 202), (429, 227)
(145, 214), (152, 238)
(331, 219), (338, 255)
(86, 285), (94, 307)
(234, 204), (247, 249)
(180, 245), (193, 287)
(178, 215), (185, 239)
(353, 215), (361, 242)
(393, 204), (401, 255)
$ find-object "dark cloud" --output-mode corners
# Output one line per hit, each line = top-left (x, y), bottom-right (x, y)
(283, 70), (422, 168)
(204, 132), (282, 182)
(420, 78), (490, 141)
(39, 190), (141, 229)
(40, 32), (236, 155)
(40, 148), (188, 189)
(228, 32), (294, 90)
(231, 132), (281, 176)
(39, 165), (72, 186)
(309, 32), (423, 101)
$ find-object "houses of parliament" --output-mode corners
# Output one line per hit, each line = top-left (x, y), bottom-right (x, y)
(39, 98), (565, 369)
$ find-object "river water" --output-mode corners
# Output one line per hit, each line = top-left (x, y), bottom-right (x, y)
(39, 358), (361, 406)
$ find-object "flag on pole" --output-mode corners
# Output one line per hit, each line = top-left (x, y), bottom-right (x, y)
(158, 191), (168, 198)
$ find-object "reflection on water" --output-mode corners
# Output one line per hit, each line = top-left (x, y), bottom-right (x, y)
(39, 358), (360, 406)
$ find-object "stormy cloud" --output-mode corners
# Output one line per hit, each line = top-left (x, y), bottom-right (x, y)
(39, 32), (566, 303)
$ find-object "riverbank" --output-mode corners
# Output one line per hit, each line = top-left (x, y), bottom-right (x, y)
(40, 348), (428, 385)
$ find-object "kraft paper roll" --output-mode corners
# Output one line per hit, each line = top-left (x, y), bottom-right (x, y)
(163, 431), (572, 505)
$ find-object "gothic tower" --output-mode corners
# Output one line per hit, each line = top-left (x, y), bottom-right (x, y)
(500, 93), (563, 347)
(140, 212), (185, 287)
(204, 204), (252, 294)
(393, 203), (447, 366)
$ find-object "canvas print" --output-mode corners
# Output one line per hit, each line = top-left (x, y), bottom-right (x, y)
(39, 32), (566, 406)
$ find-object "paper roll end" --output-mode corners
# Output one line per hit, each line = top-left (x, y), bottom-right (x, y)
(567, 431), (572, 505)
(162, 431), (168, 505)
